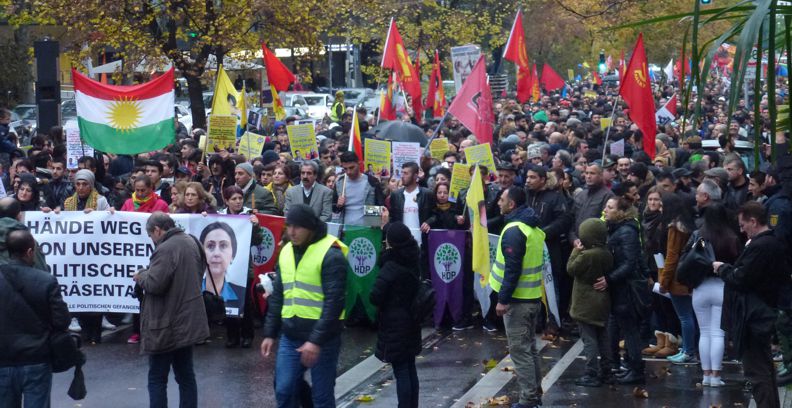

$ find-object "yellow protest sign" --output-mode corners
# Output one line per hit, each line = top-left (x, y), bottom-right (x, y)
(286, 124), (318, 161)
(463, 143), (496, 174)
(364, 139), (391, 178)
(449, 163), (471, 203)
(238, 132), (268, 159)
(429, 138), (450, 161)
(207, 115), (237, 152)
(584, 91), (597, 99)
(567, 69), (575, 81)
(600, 117), (612, 130)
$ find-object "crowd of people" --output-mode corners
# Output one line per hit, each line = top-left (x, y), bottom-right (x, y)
(2, 72), (792, 408)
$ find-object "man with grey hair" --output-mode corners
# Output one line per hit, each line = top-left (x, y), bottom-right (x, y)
(284, 161), (333, 221)
(133, 211), (209, 408)
(695, 179), (722, 228)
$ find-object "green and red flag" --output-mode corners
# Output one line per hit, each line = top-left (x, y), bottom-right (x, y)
(73, 68), (175, 154)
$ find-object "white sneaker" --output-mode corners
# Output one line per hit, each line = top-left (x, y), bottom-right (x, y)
(702, 375), (711, 386)
(68, 318), (82, 332)
(709, 376), (725, 387)
(121, 313), (133, 324)
(101, 316), (117, 330)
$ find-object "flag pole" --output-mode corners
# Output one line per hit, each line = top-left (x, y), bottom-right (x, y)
(422, 112), (449, 157)
(602, 95), (621, 162)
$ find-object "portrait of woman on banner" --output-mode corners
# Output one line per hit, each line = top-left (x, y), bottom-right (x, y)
(199, 221), (246, 312)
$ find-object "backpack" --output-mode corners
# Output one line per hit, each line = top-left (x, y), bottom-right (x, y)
(410, 279), (435, 323)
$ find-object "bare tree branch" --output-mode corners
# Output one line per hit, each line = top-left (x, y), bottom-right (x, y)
(553, 0), (631, 19)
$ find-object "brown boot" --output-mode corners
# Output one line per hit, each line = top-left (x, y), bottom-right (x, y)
(654, 333), (679, 358)
(642, 330), (666, 355)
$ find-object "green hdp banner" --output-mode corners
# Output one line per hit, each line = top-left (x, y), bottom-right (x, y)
(342, 225), (382, 321)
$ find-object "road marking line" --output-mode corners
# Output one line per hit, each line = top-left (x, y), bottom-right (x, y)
(540, 338), (583, 392)
(335, 328), (435, 400)
(450, 336), (549, 408)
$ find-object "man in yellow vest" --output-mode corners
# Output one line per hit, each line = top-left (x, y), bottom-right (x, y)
(330, 91), (345, 123)
(491, 186), (545, 408)
(260, 204), (349, 408)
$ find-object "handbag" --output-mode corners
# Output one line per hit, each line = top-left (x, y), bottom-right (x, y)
(1, 266), (85, 374)
(190, 235), (226, 323)
(676, 231), (716, 289)
(628, 278), (653, 319)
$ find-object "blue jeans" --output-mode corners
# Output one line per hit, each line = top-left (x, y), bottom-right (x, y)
(0, 363), (52, 408)
(148, 346), (197, 408)
(274, 334), (341, 408)
(392, 357), (419, 408)
(670, 294), (698, 355)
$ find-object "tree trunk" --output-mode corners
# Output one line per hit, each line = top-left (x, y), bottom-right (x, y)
(185, 72), (206, 130)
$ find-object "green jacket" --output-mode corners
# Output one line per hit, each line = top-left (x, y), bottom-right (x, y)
(0, 218), (48, 272)
(567, 218), (612, 327)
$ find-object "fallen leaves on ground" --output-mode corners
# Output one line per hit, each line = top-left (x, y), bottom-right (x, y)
(500, 366), (514, 372)
(485, 396), (510, 406)
(483, 358), (498, 372)
(632, 387), (649, 398)
(354, 395), (375, 402)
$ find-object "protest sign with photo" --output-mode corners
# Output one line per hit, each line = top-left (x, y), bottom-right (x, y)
(286, 124), (318, 161)
(238, 132), (268, 159)
(448, 163), (471, 203)
(65, 126), (95, 170)
(463, 143), (496, 174)
(391, 141), (422, 179)
(207, 115), (238, 152)
(450, 44), (481, 92)
(364, 139), (391, 178)
(25, 211), (252, 316)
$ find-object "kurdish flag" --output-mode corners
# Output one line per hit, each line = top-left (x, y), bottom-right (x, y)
(73, 68), (175, 154)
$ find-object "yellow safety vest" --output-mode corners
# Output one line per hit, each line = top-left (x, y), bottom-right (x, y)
(278, 234), (348, 320)
(330, 101), (344, 122)
(490, 221), (546, 300)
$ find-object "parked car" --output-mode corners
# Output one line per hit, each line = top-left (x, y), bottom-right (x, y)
(279, 92), (309, 108)
(301, 93), (333, 120)
(338, 88), (374, 108)
(702, 139), (757, 171)
(175, 104), (193, 131)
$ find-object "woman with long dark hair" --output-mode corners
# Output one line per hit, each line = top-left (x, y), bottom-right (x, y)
(370, 222), (422, 407)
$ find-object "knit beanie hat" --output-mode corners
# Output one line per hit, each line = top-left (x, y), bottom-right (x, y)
(385, 222), (415, 249)
(285, 204), (320, 230)
(236, 162), (255, 177)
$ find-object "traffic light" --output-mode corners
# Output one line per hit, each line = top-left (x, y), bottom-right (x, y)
(598, 50), (606, 74)
(700, 0), (712, 4)
(187, 31), (199, 39)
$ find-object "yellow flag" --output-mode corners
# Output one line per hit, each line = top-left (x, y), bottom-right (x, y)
(212, 66), (236, 116)
(467, 165), (490, 286)
(271, 85), (286, 121)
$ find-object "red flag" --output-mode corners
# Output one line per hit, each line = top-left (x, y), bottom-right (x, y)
(541, 64), (566, 92)
(262, 44), (296, 92)
(447, 56), (494, 144)
(592, 71), (602, 86)
(666, 94), (678, 117)
(349, 110), (365, 170)
(530, 64), (540, 102)
(503, 10), (532, 103)
(619, 33), (657, 159)
(381, 19), (421, 105)
(380, 72), (397, 121)
(425, 50), (446, 118)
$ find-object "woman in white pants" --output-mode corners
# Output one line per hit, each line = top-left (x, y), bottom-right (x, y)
(691, 203), (740, 386)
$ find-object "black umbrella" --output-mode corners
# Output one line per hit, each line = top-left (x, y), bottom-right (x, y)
(374, 120), (428, 147)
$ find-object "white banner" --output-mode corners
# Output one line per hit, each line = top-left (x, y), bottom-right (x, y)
(25, 211), (252, 316)
(450, 44), (481, 93)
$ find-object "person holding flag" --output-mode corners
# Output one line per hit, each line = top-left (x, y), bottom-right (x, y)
(619, 33), (657, 159)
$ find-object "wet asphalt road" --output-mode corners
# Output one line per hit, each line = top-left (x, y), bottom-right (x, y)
(51, 323), (787, 407)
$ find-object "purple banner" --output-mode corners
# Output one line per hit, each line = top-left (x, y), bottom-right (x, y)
(429, 230), (466, 327)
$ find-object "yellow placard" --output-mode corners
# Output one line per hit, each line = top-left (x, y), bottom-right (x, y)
(364, 139), (392, 178)
(207, 115), (237, 152)
(238, 132), (268, 159)
(600, 117), (612, 130)
(449, 163), (471, 203)
(429, 138), (450, 161)
(463, 143), (496, 174)
(567, 69), (575, 81)
(286, 124), (318, 161)
(584, 91), (597, 99)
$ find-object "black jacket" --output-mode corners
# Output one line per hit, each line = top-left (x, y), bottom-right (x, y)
(720, 229), (792, 357)
(386, 186), (433, 226)
(43, 178), (74, 209)
(263, 223), (348, 346)
(369, 247), (421, 363)
(606, 213), (649, 317)
(496, 205), (541, 305)
(425, 205), (461, 230)
(526, 188), (572, 242)
(0, 260), (70, 366)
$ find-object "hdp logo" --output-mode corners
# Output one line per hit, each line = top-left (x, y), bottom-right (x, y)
(251, 228), (275, 266)
(348, 238), (376, 277)
(434, 243), (461, 283)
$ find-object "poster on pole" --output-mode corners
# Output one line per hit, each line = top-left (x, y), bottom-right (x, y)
(238, 132), (268, 159)
(448, 163), (470, 203)
(463, 143), (495, 174)
(207, 115), (238, 152)
(391, 141), (422, 179)
(450, 45), (481, 92)
(65, 126), (94, 170)
(364, 138), (391, 178)
(25, 211), (252, 316)
(286, 124), (318, 161)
